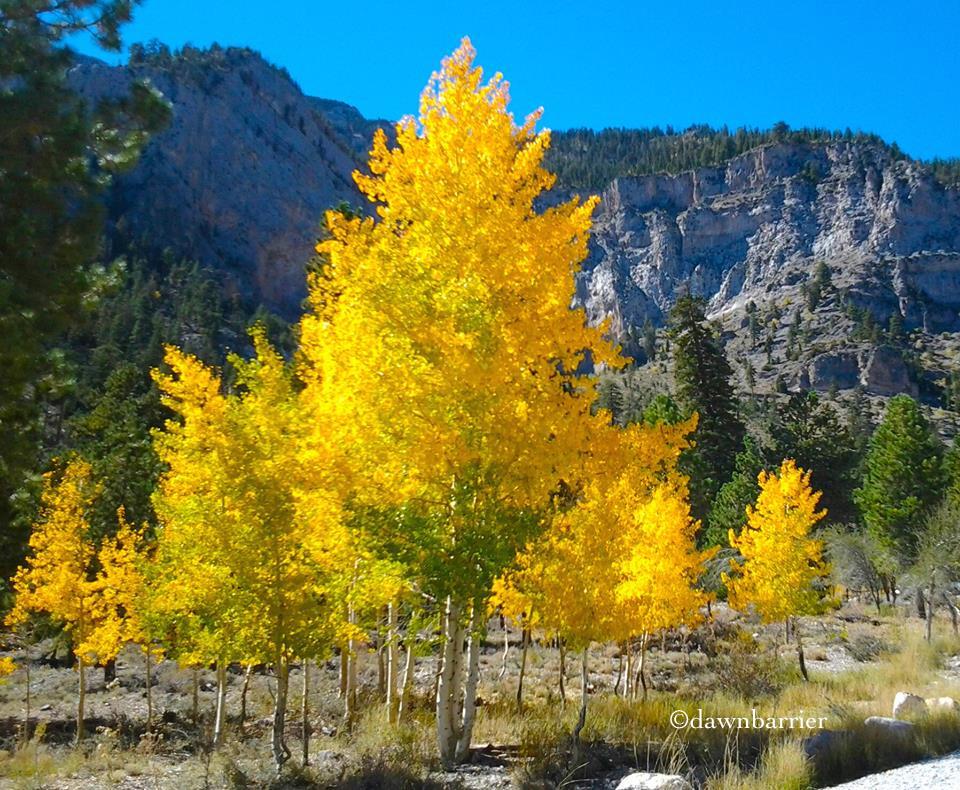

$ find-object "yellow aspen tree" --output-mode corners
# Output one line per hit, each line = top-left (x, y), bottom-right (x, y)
(724, 459), (828, 680)
(152, 331), (347, 774)
(298, 39), (623, 767)
(499, 418), (710, 745)
(148, 344), (241, 747)
(5, 459), (104, 742)
(615, 487), (713, 699)
(92, 509), (154, 728)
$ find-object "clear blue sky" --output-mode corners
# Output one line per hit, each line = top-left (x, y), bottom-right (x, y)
(73, 0), (960, 160)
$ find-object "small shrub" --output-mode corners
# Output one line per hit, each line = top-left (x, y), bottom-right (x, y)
(713, 634), (793, 699)
(844, 634), (889, 663)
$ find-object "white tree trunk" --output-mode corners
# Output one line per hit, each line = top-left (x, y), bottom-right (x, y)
(614, 644), (623, 697)
(192, 667), (199, 725)
(386, 600), (399, 723)
(145, 646), (153, 734)
(213, 660), (227, 746)
(572, 647), (589, 762)
(239, 663), (253, 727)
(455, 604), (482, 763)
(301, 660), (310, 767)
(344, 606), (358, 726)
(76, 655), (86, 743)
(436, 597), (462, 768)
(558, 638), (566, 709)
(516, 622), (529, 713)
(398, 634), (416, 723)
(271, 657), (290, 775)
(637, 631), (648, 701)
(497, 622), (509, 682)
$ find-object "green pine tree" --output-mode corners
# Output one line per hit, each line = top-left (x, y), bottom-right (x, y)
(771, 391), (860, 525)
(704, 436), (766, 547)
(642, 316), (657, 363)
(68, 364), (165, 542)
(667, 294), (745, 524)
(0, 0), (170, 575)
(854, 395), (947, 560)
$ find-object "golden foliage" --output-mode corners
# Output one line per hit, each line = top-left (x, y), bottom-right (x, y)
(497, 417), (713, 647)
(724, 459), (828, 623)
(5, 459), (139, 664)
(149, 329), (364, 667)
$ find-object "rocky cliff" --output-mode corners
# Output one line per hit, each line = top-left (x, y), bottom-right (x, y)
(69, 47), (960, 406)
(70, 47), (375, 317)
(576, 142), (960, 407)
(579, 142), (960, 333)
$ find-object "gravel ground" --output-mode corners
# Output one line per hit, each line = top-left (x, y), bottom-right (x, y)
(824, 750), (960, 789)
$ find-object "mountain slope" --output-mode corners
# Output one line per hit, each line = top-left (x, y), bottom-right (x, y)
(575, 141), (960, 410)
(578, 140), (960, 331)
(67, 46), (960, 410)
(70, 46), (372, 317)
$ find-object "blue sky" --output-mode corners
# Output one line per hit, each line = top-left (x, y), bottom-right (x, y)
(73, 0), (960, 160)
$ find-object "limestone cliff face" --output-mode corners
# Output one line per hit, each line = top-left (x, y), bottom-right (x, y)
(68, 49), (960, 404)
(70, 48), (371, 317)
(578, 142), (960, 335)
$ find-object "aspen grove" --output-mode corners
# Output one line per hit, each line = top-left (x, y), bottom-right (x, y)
(4, 39), (837, 774)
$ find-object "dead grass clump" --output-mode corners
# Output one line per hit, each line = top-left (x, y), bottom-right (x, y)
(711, 632), (795, 700)
(708, 737), (811, 790)
(844, 633), (891, 663)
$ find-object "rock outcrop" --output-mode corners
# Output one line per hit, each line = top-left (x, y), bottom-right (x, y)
(66, 47), (960, 407)
(892, 691), (928, 720)
(864, 715), (915, 737)
(578, 143), (960, 334)
(69, 48), (371, 318)
(615, 772), (692, 790)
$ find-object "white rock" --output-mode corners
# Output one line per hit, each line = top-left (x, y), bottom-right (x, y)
(892, 691), (928, 720)
(926, 696), (960, 713)
(865, 715), (915, 736)
(615, 772), (692, 790)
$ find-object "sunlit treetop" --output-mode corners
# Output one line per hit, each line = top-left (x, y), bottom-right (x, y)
(724, 459), (828, 623)
(301, 37), (625, 519)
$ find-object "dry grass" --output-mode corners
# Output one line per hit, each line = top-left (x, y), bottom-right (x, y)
(0, 606), (958, 788)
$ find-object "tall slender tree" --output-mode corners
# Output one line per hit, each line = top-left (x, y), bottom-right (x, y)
(151, 334), (350, 772)
(725, 460), (828, 679)
(299, 39), (624, 766)
(0, 0), (169, 573)
(5, 459), (123, 740)
(667, 294), (745, 526)
(854, 395), (946, 560)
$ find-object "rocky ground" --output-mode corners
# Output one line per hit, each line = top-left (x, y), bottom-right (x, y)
(0, 598), (957, 788)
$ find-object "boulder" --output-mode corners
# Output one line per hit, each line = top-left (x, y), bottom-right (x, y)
(892, 691), (928, 720)
(809, 352), (860, 391)
(802, 729), (845, 759)
(865, 715), (916, 737)
(859, 347), (919, 398)
(926, 696), (960, 713)
(615, 772), (692, 790)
